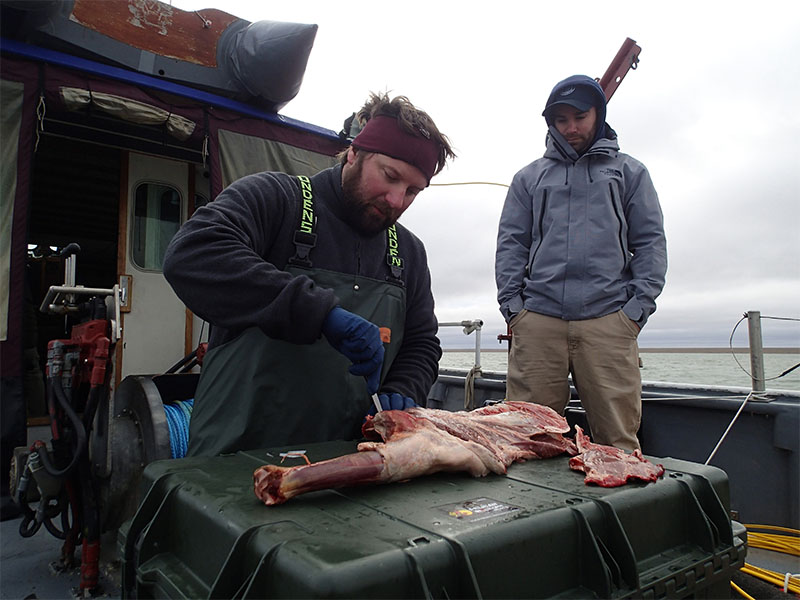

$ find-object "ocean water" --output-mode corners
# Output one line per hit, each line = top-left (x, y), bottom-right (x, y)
(439, 350), (800, 392)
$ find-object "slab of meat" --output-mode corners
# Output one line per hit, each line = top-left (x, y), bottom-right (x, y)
(254, 401), (577, 505)
(569, 426), (665, 486)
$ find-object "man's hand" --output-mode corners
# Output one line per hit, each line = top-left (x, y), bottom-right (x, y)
(367, 392), (418, 416)
(322, 306), (384, 394)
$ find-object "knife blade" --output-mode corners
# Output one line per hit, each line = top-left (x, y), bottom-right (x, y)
(371, 393), (382, 413)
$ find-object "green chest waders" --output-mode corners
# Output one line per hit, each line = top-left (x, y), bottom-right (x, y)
(186, 177), (407, 456)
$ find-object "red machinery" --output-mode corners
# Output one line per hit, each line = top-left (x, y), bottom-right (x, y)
(10, 243), (203, 595)
(11, 244), (121, 590)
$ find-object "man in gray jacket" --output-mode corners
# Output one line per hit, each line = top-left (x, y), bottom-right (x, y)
(495, 74), (667, 451)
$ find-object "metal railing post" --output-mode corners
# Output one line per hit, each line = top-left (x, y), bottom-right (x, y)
(439, 320), (484, 410)
(474, 325), (482, 371)
(746, 310), (766, 393)
(439, 320), (483, 370)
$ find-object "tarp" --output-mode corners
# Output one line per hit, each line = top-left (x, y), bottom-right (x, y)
(9, 0), (318, 112)
(0, 57), (38, 499)
(217, 129), (337, 189)
(203, 97), (343, 196)
(1, 52), (343, 194)
(0, 78), (22, 343)
(60, 87), (197, 141)
(37, 60), (208, 146)
(0, 57), (37, 375)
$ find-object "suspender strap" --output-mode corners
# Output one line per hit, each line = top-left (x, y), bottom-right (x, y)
(289, 175), (317, 267)
(289, 174), (404, 285)
(386, 224), (404, 286)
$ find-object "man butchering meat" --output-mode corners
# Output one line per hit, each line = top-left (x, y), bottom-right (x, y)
(163, 93), (456, 456)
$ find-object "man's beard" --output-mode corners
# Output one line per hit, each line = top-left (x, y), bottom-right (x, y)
(340, 157), (398, 236)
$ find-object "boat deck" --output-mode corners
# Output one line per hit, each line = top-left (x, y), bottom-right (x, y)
(1, 515), (121, 599)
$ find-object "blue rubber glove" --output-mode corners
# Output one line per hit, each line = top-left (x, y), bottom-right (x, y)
(367, 392), (418, 416)
(322, 306), (384, 395)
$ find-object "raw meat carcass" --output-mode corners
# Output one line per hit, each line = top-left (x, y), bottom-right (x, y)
(569, 426), (665, 486)
(254, 401), (577, 505)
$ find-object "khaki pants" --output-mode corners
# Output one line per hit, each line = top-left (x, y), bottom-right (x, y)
(507, 310), (642, 451)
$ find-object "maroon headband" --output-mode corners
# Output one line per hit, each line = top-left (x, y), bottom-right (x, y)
(351, 115), (440, 185)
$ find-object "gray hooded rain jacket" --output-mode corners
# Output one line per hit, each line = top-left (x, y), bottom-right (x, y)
(495, 125), (667, 327)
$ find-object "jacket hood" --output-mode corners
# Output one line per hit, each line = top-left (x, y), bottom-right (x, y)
(544, 124), (618, 162)
(543, 75), (608, 149)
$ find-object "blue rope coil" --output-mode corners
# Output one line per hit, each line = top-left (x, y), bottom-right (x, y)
(164, 399), (194, 458)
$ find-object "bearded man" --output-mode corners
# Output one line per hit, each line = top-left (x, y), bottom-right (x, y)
(495, 75), (667, 452)
(163, 92), (454, 457)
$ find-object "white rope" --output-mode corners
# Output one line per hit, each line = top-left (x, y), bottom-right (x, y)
(464, 365), (482, 410)
(642, 394), (757, 402)
(35, 93), (46, 152)
(430, 181), (509, 189)
(704, 391), (755, 465)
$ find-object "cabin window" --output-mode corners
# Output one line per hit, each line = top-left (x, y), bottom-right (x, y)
(132, 183), (181, 271)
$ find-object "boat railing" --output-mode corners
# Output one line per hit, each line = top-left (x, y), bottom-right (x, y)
(437, 310), (800, 408)
(438, 319), (484, 409)
(439, 319), (483, 369)
(441, 310), (795, 393)
(739, 310), (800, 399)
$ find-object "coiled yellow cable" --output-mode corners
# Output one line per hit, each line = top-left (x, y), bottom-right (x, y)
(732, 524), (800, 597)
(743, 524), (800, 557)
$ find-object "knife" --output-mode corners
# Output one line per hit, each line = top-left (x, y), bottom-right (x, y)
(371, 393), (383, 413)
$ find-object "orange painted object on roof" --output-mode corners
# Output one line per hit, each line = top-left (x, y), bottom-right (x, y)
(70, 0), (238, 67)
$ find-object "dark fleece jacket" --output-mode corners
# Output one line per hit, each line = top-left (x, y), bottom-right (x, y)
(163, 164), (442, 403)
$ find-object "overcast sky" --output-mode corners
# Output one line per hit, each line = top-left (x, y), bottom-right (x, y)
(173, 0), (800, 348)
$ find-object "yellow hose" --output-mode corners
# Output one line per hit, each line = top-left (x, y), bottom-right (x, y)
(731, 580), (756, 600)
(733, 524), (800, 595)
(743, 524), (800, 557)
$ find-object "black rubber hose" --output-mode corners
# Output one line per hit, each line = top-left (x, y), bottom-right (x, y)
(60, 242), (81, 257)
(18, 509), (42, 537)
(179, 357), (199, 373)
(43, 513), (68, 539)
(81, 385), (102, 432)
(17, 463), (42, 538)
(166, 349), (198, 374)
(37, 375), (87, 478)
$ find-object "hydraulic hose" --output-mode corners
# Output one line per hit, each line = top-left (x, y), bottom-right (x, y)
(16, 459), (42, 538)
(16, 448), (70, 539)
(38, 374), (87, 478)
(42, 496), (70, 540)
(81, 385), (103, 433)
(166, 349), (198, 374)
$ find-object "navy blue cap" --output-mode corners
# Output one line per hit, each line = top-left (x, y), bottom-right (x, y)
(543, 85), (595, 115)
(542, 75), (607, 127)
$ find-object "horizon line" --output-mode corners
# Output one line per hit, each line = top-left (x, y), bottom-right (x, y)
(442, 347), (800, 354)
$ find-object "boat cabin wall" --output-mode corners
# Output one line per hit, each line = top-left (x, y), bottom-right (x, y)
(1, 51), (343, 427)
(23, 137), (208, 409)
